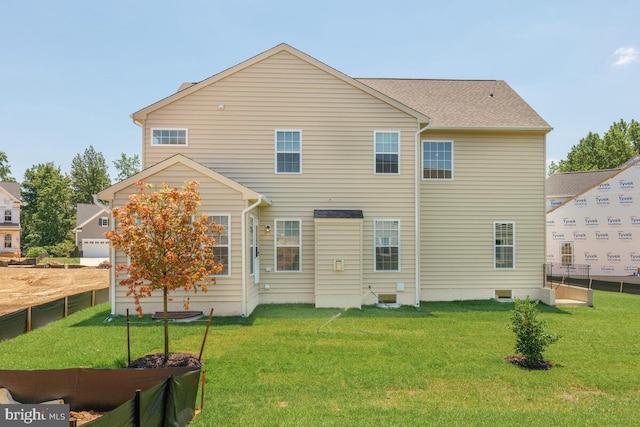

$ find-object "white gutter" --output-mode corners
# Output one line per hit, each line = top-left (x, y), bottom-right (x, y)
(93, 195), (116, 316)
(414, 121), (431, 308)
(241, 196), (264, 317)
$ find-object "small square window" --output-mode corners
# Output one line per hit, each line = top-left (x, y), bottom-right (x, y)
(99, 217), (109, 227)
(152, 129), (188, 145)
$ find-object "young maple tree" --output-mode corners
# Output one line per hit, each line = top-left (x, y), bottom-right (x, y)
(106, 180), (223, 360)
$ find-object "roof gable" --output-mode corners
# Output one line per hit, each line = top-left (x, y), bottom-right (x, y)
(547, 155), (640, 213)
(98, 154), (270, 205)
(0, 182), (21, 204)
(546, 168), (620, 198)
(131, 43), (429, 124)
(76, 203), (108, 228)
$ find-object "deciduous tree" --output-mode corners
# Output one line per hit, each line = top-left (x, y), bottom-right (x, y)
(106, 181), (223, 361)
(0, 150), (15, 182)
(21, 163), (74, 251)
(70, 145), (111, 204)
(550, 119), (639, 175)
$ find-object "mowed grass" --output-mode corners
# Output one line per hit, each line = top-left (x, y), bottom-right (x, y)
(1, 291), (639, 426)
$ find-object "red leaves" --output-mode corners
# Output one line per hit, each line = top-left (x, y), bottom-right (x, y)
(105, 181), (222, 315)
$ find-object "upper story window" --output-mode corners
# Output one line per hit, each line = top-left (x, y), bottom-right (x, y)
(208, 214), (230, 276)
(151, 129), (188, 145)
(275, 219), (301, 272)
(374, 131), (400, 174)
(374, 219), (400, 271)
(4, 209), (11, 222)
(423, 141), (453, 179)
(494, 222), (515, 269)
(99, 217), (109, 227)
(275, 130), (301, 174)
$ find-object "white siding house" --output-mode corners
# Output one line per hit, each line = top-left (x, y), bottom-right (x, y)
(0, 182), (21, 257)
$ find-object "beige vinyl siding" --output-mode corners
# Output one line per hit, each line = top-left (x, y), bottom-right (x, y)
(314, 218), (363, 308)
(419, 130), (546, 299)
(110, 163), (250, 316)
(142, 51), (419, 305)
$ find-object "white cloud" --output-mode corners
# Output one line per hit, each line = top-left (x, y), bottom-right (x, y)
(612, 46), (639, 67)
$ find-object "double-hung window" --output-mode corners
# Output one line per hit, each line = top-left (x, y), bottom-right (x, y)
(4, 209), (11, 222)
(494, 222), (515, 269)
(99, 217), (109, 227)
(423, 141), (453, 179)
(151, 129), (188, 145)
(208, 215), (230, 276)
(374, 131), (400, 174)
(275, 130), (301, 173)
(4, 234), (11, 249)
(374, 220), (400, 271)
(275, 219), (301, 271)
(561, 242), (573, 267)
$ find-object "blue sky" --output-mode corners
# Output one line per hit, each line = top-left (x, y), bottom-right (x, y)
(1, 0), (638, 181)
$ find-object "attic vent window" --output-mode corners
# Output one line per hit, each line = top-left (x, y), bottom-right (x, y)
(152, 129), (188, 145)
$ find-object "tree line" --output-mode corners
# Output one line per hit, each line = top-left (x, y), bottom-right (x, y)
(0, 147), (140, 255)
(548, 119), (639, 175)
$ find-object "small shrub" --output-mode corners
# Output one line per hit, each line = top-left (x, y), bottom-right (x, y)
(509, 296), (559, 368)
(98, 260), (111, 269)
(25, 247), (48, 258)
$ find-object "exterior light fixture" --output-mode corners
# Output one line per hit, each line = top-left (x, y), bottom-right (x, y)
(265, 225), (271, 232)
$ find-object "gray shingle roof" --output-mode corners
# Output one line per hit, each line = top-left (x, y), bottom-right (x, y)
(76, 203), (106, 227)
(0, 182), (20, 201)
(314, 210), (364, 219)
(546, 169), (620, 198)
(357, 78), (551, 129)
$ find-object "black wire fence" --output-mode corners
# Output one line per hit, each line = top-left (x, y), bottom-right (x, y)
(545, 263), (640, 295)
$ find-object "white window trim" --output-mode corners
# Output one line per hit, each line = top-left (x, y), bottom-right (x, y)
(4, 209), (12, 222)
(373, 130), (401, 175)
(494, 221), (515, 270)
(208, 213), (231, 277)
(422, 140), (454, 181)
(150, 128), (189, 146)
(274, 129), (302, 174)
(99, 217), (109, 227)
(373, 219), (401, 272)
(274, 218), (302, 272)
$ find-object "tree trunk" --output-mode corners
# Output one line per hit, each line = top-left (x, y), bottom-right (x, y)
(163, 287), (169, 362)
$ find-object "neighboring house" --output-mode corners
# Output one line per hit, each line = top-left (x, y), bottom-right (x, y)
(74, 203), (110, 258)
(546, 155), (640, 276)
(0, 182), (21, 257)
(99, 43), (551, 317)
(546, 168), (620, 211)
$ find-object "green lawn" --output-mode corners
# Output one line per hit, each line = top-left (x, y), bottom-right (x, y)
(38, 257), (81, 265)
(1, 291), (639, 426)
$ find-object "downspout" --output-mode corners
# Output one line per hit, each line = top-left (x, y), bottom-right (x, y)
(241, 196), (264, 317)
(414, 121), (431, 308)
(93, 195), (116, 316)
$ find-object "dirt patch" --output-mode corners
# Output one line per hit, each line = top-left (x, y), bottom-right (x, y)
(128, 352), (202, 369)
(0, 267), (108, 316)
(505, 355), (554, 370)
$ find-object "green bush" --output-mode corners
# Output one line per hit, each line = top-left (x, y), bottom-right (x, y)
(25, 247), (48, 258)
(510, 296), (559, 366)
(44, 242), (74, 257)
